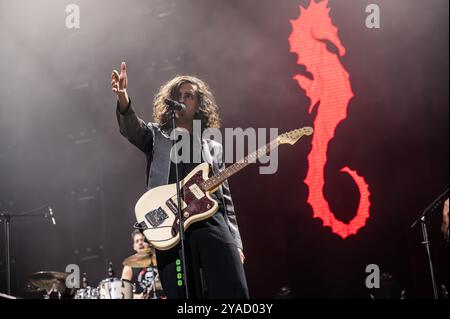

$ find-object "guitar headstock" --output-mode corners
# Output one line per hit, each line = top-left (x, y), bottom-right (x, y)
(277, 126), (313, 145)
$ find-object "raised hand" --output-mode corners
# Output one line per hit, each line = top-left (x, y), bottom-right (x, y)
(112, 62), (130, 110)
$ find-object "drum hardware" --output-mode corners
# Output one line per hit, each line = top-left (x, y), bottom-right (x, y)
(24, 250), (164, 299)
(73, 272), (99, 299)
(1, 205), (56, 295)
(74, 286), (99, 299)
(27, 271), (70, 299)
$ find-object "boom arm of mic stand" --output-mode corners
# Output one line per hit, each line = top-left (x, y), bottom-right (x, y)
(411, 188), (449, 228)
(409, 188), (448, 299)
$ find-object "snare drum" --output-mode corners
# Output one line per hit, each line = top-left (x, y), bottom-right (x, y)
(98, 278), (133, 299)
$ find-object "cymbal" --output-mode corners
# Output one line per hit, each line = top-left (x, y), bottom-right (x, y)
(123, 248), (157, 268)
(28, 271), (70, 292)
(30, 271), (69, 282)
(25, 282), (44, 292)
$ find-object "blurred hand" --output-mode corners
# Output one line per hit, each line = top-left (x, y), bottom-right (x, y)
(111, 61), (129, 110)
(112, 61), (127, 93)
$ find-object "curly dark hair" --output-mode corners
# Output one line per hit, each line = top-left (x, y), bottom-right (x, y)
(153, 75), (221, 132)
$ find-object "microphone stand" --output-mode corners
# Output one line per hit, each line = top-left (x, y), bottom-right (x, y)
(170, 109), (189, 299)
(410, 188), (449, 299)
(0, 211), (11, 295)
(0, 205), (53, 295)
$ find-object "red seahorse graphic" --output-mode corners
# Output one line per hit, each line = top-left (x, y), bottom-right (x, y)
(288, 0), (370, 238)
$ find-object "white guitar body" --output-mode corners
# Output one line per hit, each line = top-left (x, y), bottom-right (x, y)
(135, 162), (219, 251)
(134, 126), (313, 251)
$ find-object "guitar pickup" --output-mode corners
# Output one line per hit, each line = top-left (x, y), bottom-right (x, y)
(166, 199), (177, 215)
(166, 197), (187, 215)
(145, 207), (169, 227)
(189, 184), (205, 200)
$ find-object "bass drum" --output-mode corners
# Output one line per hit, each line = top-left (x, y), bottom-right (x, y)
(98, 278), (133, 299)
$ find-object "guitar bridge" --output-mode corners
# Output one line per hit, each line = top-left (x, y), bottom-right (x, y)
(145, 207), (168, 227)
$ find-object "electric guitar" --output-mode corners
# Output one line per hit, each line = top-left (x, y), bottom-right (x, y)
(134, 127), (313, 250)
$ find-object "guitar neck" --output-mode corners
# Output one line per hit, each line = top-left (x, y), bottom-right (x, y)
(201, 139), (279, 191)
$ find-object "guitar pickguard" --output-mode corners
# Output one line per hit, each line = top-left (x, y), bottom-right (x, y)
(171, 170), (217, 237)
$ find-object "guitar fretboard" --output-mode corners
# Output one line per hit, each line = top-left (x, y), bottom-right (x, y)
(201, 139), (279, 191)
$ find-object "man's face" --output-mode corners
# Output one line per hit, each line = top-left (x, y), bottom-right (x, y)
(133, 233), (149, 253)
(174, 82), (199, 123)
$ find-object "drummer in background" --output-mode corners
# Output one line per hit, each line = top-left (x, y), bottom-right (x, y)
(121, 230), (161, 299)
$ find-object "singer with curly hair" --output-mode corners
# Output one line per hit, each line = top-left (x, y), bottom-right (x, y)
(112, 62), (248, 299)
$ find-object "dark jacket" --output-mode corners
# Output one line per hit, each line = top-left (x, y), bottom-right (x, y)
(116, 101), (244, 250)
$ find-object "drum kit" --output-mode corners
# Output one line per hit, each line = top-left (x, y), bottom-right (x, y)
(27, 271), (71, 299)
(26, 248), (163, 299)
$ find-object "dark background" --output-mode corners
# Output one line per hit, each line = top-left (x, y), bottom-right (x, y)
(0, 0), (448, 298)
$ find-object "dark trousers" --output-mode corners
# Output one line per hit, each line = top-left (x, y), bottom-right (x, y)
(155, 214), (249, 299)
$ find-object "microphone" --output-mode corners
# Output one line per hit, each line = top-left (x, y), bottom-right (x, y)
(48, 207), (56, 225)
(164, 98), (186, 112)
